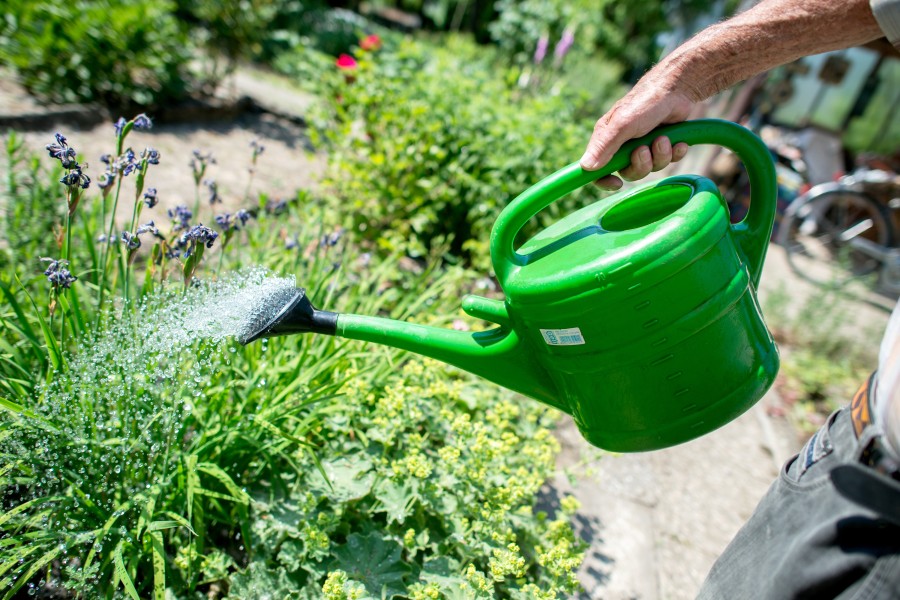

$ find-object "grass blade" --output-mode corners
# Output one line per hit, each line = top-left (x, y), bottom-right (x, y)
(161, 511), (197, 536)
(197, 462), (250, 504)
(114, 542), (141, 600)
(1, 546), (60, 600)
(14, 275), (62, 372)
(150, 531), (165, 600)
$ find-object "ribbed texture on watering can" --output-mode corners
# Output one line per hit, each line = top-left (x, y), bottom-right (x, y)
(561, 289), (778, 452)
(514, 225), (747, 357)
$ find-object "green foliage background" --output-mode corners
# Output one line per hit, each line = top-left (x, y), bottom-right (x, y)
(0, 0), (192, 110)
(291, 36), (621, 270)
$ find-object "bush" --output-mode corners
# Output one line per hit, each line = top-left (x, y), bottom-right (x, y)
(261, 4), (379, 61)
(0, 0), (192, 111)
(306, 36), (611, 270)
(0, 120), (584, 597)
(173, 0), (281, 84)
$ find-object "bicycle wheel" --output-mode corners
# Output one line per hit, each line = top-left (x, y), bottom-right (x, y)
(780, 189), (895, 287)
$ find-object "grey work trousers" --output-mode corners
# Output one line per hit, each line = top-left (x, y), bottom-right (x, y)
(697, 407), (900, 599)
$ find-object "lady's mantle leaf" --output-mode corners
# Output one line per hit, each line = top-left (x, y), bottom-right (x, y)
(329, 532), (410, 598)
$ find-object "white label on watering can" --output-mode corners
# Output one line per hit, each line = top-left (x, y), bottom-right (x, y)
(540, 328), (585, 346)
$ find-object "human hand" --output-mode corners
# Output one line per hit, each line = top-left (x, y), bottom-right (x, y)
(579, 73), (697, 190)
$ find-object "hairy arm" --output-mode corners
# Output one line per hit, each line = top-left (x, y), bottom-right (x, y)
(580, 0), (885, 184)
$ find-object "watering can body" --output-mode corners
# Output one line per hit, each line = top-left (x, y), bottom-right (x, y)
(477, 119), (779, 451)
(254, 119), (780, 452)
(486, 174), (777, 451)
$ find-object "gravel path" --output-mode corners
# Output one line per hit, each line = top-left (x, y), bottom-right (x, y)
(0, 66), (324, 229)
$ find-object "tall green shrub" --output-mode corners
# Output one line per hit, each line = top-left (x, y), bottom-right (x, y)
(309, 36), (608, 270)
(0, 0), (191, 110)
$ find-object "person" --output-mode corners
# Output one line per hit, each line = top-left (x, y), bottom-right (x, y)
(578, 0), (900, 597)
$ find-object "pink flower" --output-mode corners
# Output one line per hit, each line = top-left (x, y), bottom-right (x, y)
(534, 35), (549, 65)
(553, 28), (575, 65)
(360, 34), (382, 52)
(336, 54), (358, 70)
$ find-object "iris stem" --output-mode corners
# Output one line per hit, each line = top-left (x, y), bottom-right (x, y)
(97, 176), (124, 326)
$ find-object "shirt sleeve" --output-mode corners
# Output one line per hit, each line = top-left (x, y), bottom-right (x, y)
(871, 0), (900, 49)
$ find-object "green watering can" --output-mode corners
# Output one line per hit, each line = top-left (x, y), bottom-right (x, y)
(242, 119), (780, 452)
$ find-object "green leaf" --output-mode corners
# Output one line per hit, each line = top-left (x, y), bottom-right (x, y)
(420, 557), (468, 600)
(373, 478), (419, 524)
(1, 545), (60, 600)
(314, 454), (375, 503)
(229, 561), (304, 600)
(145, 520), (184, 532)
(114, 542), (140, 600)
(15, 275), (62, 372)
(150, 531), (165, 600)
(82, 500), (131, 576)
(329, 532), (411, 599)
(0, 543), (47, 579)
(0, 396), (56, 430)
(136, 485), (160, 539)
(0, 495), (65, 529)
(159, 511), (197, 536)
(192, 487), (244, 503)
(197, 462), (250, 504)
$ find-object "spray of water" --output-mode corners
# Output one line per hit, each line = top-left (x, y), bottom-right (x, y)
(1, 268), (298, 586)
(145, 267), (298, 349)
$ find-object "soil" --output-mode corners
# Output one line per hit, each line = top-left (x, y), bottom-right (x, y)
(2, 65), (895, 600)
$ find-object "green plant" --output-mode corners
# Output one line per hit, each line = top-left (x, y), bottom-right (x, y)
(488, 0), (733, 78)
(1, 132), (66, 269)
(241, 354), (584, 599)
(1, 0), (192, 111)
(762, 284), (881, 429)
(307, 35), (609, 271)
(0, 120), (585, 597)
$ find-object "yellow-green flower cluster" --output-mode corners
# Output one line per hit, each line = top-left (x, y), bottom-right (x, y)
(301, 523), (331, 559)
(488, 542), (526, 581)
(322, 570), (367, 600)
(463, 563), (494, 595)
(408, 582), (441, 599)
(300, 356), (584, 597)
(391, 449), (434, 479)
(536, 517), (585, 589)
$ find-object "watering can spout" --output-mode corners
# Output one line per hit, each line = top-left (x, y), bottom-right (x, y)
(239, 289), (565, 413)
(239, 289), (339, 345)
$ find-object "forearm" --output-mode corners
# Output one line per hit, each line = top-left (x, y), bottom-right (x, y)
(658, 0), (884, 102)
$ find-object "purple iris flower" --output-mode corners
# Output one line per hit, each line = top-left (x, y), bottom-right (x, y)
(41, 257), (77, 290)
(168, 205), (193, 232)
(133, 114), (152, 129)
(143, 188), (158, 208)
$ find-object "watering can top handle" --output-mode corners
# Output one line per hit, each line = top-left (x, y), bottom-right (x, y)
(490, 119), (778, 287)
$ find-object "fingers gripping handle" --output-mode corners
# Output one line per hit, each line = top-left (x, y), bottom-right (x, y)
(490, 119), (777, 287)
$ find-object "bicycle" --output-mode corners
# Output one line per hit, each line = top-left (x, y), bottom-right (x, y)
(778, 167), (900, 297)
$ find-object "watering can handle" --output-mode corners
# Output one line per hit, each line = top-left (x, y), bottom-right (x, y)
(490, 119), (777, 287)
